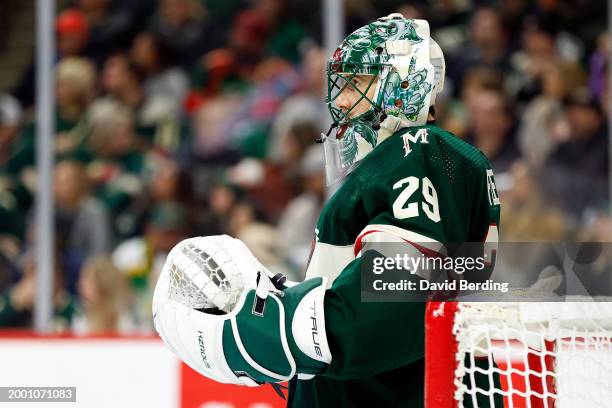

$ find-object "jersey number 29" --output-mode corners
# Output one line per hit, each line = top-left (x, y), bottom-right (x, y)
(392, 176), (441, 223)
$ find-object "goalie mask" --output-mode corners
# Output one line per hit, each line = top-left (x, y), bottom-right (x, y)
(323, 14), (445, 184)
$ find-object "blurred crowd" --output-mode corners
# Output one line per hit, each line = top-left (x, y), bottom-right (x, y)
(0, 0), (607, 333)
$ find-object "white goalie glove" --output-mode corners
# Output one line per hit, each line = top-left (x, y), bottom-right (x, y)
(152, 235), (332, 387)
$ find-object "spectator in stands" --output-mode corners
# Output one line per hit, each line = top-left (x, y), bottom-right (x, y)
(228, 9), (272, 70)
(599, 62), (608, 114)
(509, 15), (585, 103)
(0, 254), (76, 330)
(466, 88), (520, 174)
(240, 221), (289, 276)
(86, 98), (146, 239)
(227, 199), (258, 238)
(4, 58), (96, 177)
(189, 9), (271, 105)
(277, 144), (325, 278)
(200, 0), (248, 27)
(468, 7), (509, 66)
(517, 62), (583, 168)
(54, 159), (111, 291)
(589, 31), (608, 101)
(298, 45), (327, 99)
(0, 250), (17, 295)
(56, 9), (90, 59)
(499, 161), (567, 241)
(149, 0), (209, 68)
(87, 98), (139, 157)
(144, 151), (197, 230)
(73, 255), (136, 334)
(54, 58), (97, 155)
(493, 159), (569, 288)
(439, 66), (504, 139)
(0, 94), (22, 167)
(497, 0), (533, 50)
(227, 154), (296, 223)
(78, 0), (136, 65)
(545, 89), (608, 218)
(275, 121), (320, 186)
(0, 208), (22, 276)
(223, 56), (301, 161)
(446, 6), (510, 91)
(100, 52), (179, 149)
(239, 118), (320, 219)
(198, 183), (242, 235)
(0, 96), (28, 247)
(268, 46), (327, 162)
(130, 31), (189, 119)
(396, 3), (426, 21)
(190, 94), (242, 164)
(250, 0), (307, 64)
(9, 9), (92, 109)
(226, 199), (291, 277)
(112, 201), (190, 330)
(145, 152), (182, 203)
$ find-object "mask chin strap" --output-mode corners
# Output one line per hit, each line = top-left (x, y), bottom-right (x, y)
(315, 122), (338, 143)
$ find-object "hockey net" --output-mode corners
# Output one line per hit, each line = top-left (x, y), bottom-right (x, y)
(425, 301), (612, 408)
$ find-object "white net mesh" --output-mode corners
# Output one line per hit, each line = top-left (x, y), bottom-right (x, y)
(165, 237), (245, 312)
(453, 302), (612, 408)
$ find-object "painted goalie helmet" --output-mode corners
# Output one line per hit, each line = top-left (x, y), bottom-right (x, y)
(323, 13), (445, 184)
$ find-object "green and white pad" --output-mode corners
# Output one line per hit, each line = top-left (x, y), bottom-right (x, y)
(152, 235), (331, 386)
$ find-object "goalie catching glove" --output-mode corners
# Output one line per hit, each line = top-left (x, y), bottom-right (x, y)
(152, 235), (331, 386)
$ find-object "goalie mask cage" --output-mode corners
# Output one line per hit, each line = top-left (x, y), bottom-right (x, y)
(425, 301), (612, 408)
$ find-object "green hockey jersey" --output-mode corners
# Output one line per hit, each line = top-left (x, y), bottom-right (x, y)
(288, 124), (501, 407)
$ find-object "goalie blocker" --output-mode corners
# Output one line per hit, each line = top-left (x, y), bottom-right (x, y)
(152, 236), (332, 387)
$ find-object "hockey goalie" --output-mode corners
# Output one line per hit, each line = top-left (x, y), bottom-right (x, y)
(153, 13), (500, 407)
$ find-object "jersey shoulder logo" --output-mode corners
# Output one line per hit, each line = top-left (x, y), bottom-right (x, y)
(402, 128), (429, 157)
(486, 169), (500, 206)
